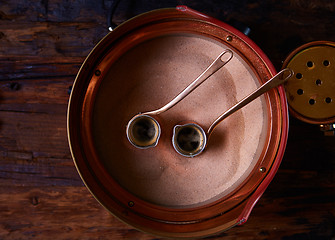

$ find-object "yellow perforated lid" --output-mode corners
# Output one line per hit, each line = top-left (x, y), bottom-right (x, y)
(283, 41), (335, 124)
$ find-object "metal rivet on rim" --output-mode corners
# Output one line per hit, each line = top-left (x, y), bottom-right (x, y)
(95, 69), (101, 76)
(128, 201), (134, 207)
(226, 36), (232, 42)
(259, 167), (266, 173)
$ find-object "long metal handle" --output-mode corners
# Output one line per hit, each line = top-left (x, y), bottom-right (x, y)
(142, 50), (233, 116)
(207, 68), (293, 137)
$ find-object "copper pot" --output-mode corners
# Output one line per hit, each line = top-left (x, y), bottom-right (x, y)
(67, 6), (288, 238)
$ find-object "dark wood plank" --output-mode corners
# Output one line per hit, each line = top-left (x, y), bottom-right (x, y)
(0, 75), (80, 187)
(0, 22), (107, 57)
(0, 186), (155, 240)
(0, 56), (83, 80)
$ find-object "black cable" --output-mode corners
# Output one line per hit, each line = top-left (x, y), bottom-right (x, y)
(107, 0), (122, 31)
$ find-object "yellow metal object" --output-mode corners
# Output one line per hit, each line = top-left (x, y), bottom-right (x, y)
(283, 41), (335, 124)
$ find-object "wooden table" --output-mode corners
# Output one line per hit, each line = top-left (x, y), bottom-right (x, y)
(1, 0), (334, 239)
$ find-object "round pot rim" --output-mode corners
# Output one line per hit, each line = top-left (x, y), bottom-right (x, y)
(67, 6), (288, 238)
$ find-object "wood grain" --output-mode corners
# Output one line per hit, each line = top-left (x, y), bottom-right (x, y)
(0, 0), (335, 239)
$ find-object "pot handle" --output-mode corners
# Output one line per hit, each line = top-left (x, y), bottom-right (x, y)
(141, 50), (233, 116)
